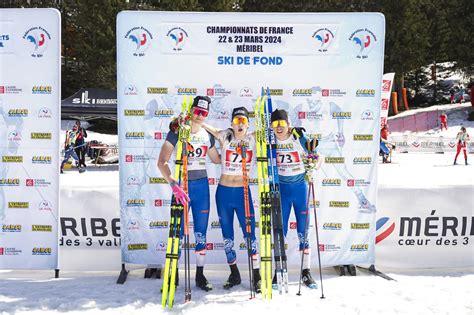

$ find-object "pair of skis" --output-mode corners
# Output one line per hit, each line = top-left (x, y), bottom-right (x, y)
(161, 96), (193, 308)
(255, 87), (289, 297)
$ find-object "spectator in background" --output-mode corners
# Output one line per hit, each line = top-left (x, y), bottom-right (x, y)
(454, 127), (470, 165)
(60, 125), (84, 173)
(440, 111), (448, 131)
(380, 124), (394, 163)
(74, 120), (88, 168)
(450, 90), (455, 104)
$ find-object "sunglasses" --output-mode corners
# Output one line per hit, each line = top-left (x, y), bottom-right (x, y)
(232, 116), (248, 125)
(271, 120), (288, 128)
(193, 107), (209, 117)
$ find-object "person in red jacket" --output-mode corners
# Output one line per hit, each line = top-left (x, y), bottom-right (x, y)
(440, 112), (448, 131)
(454, 127), (470, 165)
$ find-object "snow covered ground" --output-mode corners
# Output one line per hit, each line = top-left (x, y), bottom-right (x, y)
(0, 267), (473, 314)
(1, 104), (473, 314)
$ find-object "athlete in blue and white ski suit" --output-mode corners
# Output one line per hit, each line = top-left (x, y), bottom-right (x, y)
(158, 96), (220, 290)
(271, 109), (319, 288)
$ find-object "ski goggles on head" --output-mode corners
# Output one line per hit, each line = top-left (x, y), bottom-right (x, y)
(232, 116), (248, 125)
(271, 120), (288, 128)
(192, 107), (209, 117)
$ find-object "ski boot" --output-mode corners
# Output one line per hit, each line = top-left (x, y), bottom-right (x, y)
(196, 266), (213, 291)
(253, 268), (261, 294)
(272, 270), (278, 290)
(454, 160), (457, 165)
(302, 269), (318, 289)
(465, 160), (469, 165)
(223, 264), (241, 289)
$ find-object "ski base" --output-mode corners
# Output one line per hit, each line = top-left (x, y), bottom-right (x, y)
(356, 265), (396, 281)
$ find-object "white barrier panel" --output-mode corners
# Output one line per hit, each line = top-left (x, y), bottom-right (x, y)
(59, 188), (121, 271)
(391, 135), (474, 154)
(0, 9), (60, 270)
(117, 11), (385, 267)
(376, 186), (474, 268)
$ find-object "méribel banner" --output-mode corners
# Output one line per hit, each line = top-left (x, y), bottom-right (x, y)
(0, 8), (61, 270)
(117, 11), (385, 267)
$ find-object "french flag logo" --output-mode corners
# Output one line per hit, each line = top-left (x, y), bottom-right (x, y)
(375, 217), (395, 244)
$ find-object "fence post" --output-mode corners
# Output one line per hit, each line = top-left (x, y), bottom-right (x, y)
(402, 88), (409, 111)
(392, 92), (398, 114)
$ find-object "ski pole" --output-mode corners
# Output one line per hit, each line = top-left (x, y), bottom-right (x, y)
(182, 141), (191, 303)
(296, 184), (312, 296)
(240, 142), (255, 299)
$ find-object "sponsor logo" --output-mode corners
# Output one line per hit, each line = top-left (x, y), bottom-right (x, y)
(324, 157), (345, 164)
(125, 26), (152, 57)
(38, 200), (53, 211)
(128, 243), (148, 250)
(323, 223), (342, 230)
(382, 80), (392, 92)
(38, 107), (52, 118)
(351, 223), (370, 229)
(2, 156), (23, 163)
(0, 247), (22, 256)
(149, 177), (167, 184)
(126, 199), (145, 207)
(289, 222), (297, 229)
(32, 156), (52, 164)
(313, 28), (335, 52)
(292, 88), (312, 97)
(353, 134), (373, 141)
(269, 89), (283, 96)
(147, 87), (168, 94)
(211, 221), (221, 229)
(347, 179), (370, 187)
(8, 130), (22, 142)
(209, 110), (230, 121)
(156, 241), (167, 251)
(154, 132), (168, 140)
(31, 132), (52, 139)
(125, 132), (145, 140)
(356, 89), (375, 97)
(72, 90), (116, 105)
(207, 87), (231, 97)
(127, 220), (140, 230)
(8, 109), (28, 117)
(206, 243), (214, 250)
(126, 175), (142, 186)
(318, 244), (341, 252)
(167, 27), (188, 51)
(214, 243), (225, 250)
(124, 154), (149, 163)
(332, 111), (352, 119)
(329, 201), (350, 208)
(359, 199), (371, 210)
(361, 110), (374, 120)
(32, 225), (52, 232)
(155, 109), (174, 118)
(0, 178), (20, 186)
(349, 28), (377, 59)
(26, 179), (51, 187)
(375, 217), (395, 244)
(2, 224), (22, 232)
(0, 86), (22, 94)
(239, 87), (253, 97)
(298, 112), (323, 120)
(31, 86), (52, 94)
(8, 202), (29, 209)
(23, 26), (51, 58)
(381, 98), (389, 111)
(353, 156), (372, 165)
(124, 109), (145, 116)
(322, 178), (341, 186)
(350, 244), (369, 251)
(32, 247), (51, 255)
(149, 221), (168, 229)
(177, 87), (197, 95)
(322, 89), (346, 97)
(124, 85), (138, 95)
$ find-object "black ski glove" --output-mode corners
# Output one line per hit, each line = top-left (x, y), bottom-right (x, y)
(291, 127), (306, 140)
